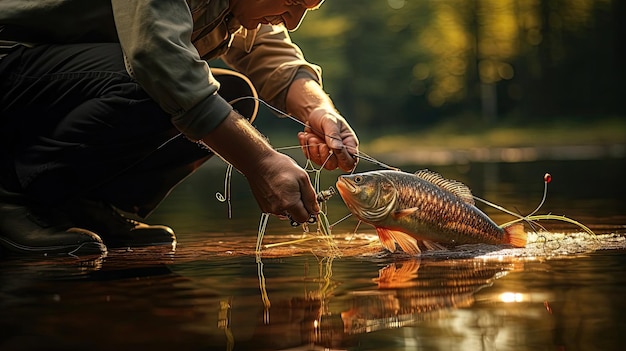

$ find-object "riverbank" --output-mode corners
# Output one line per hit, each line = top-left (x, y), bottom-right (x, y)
(361, 116), (626, 165)
(253, 115), (626, 166)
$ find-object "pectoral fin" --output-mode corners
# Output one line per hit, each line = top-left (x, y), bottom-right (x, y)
(376, 227), (421, 255)
(421, 240), (448, 251)
(391, 207), (419, 220)
(376, 227), (398, 252)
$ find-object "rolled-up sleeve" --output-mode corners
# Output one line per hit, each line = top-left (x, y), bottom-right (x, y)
(222, 24), (322, 112)
(111, 0), (232, 140)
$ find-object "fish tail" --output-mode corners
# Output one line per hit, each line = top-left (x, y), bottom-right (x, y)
(502, 223), (527, 247)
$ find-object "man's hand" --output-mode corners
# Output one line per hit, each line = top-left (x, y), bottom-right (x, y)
(246, 152), (319, 223)
(286, 78), (359, 172)
(297, 108), (359, 172)
(202, 111), (319, 223)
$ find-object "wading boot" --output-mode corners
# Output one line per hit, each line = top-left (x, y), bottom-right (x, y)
(0, 190), (107, 256)
(63, 198), (176, 249)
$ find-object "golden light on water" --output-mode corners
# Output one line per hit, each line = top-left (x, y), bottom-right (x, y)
(499, 291), (525, 303)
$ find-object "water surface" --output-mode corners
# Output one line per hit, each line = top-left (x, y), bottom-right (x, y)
(1, 158), (625, 351)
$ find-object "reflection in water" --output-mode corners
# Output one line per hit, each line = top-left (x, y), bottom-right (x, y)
(243, 254), (520, 350)
(257, 255), (271, 325)
(338, 259), (514, 337)
(190, 228), (625, 350)
(218, 298), (234, 351)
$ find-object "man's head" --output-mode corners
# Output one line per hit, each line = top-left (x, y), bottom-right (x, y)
(229, 0), (325, 31)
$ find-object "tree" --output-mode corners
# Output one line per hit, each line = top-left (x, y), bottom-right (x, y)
(288, 0), (622, 133)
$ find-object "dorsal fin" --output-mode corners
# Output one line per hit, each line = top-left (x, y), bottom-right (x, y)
(414, 169), (475, 205)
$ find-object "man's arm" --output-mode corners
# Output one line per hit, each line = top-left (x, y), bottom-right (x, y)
(223, 24), (322, 113)
(201, 110), (319, 223)
(111, 0), (232, 140)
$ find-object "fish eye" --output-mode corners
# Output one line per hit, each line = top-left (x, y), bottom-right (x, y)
(354, 175), (363, 183)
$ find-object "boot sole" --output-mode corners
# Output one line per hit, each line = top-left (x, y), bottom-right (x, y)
(0, 237), (107, 256)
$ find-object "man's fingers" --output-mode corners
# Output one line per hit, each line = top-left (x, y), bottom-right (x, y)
(333, 146), (357, 172)
(283, 179), (319, 224)
(298, 126), (357, 171)
(300, 177), (319, 216)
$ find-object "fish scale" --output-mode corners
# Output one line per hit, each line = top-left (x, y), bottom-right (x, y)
(336, 170), (527, 254)
(394, 174), (505, 245)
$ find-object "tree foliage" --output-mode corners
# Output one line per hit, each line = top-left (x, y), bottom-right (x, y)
(289, 0), (625, 132)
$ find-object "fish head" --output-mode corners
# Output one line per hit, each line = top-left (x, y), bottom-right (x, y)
(336, 171), (398, 224)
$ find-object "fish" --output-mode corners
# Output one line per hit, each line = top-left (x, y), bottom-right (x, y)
(335, 169), (527, 255)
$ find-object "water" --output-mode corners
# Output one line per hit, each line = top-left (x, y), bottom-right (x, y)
(1, 157), (625, 351)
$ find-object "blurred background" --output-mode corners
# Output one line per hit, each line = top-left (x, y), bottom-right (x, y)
(232, 0), (625, 155)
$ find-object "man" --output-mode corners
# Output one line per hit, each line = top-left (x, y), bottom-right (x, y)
(0, 0), (359, 256)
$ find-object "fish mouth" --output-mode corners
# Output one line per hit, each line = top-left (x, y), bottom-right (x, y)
(335, 176), (361, 211)
(336, 176), (358, 199)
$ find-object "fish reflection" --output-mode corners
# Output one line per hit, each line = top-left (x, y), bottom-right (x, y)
(241, 257), (520, 350)
(338, 258), (516, 336)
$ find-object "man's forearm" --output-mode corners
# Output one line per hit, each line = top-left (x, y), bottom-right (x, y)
(200, 110), (276, 176)
(286, 77), (336, 123)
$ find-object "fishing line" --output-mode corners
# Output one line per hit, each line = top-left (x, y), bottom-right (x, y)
(215, 163), (234, 219)
(472, 183), (548, 239)
(316, 152), (334, 188)
(300, 152), (341, 255)
(473, 173), (552, 223)
(329, 212), (353, 228)
(230, 96), (400, 171)
(527, 173), (551, 218)
(474, 173), (596, 252)
(472, 192), (546, 234)
(348, 220), (362, 244)
(256, 212), (270, 256)
(472, 196), (527, 221)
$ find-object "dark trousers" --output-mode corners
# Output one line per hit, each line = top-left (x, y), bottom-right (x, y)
(0, 43), (257, 217)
